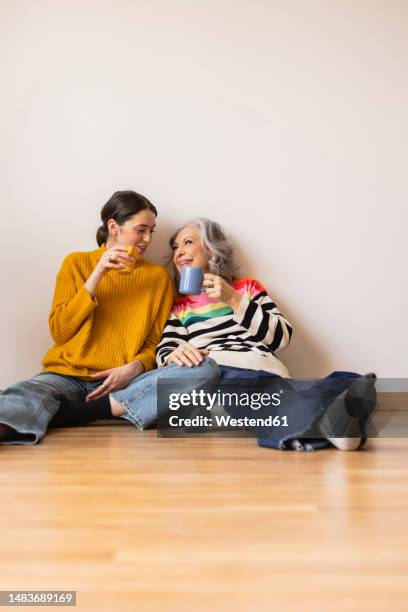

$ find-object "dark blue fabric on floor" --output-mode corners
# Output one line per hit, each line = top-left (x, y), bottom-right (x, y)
(219, 367), (377, 451)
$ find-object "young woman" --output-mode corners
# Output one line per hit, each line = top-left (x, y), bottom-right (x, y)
(0, 193), (218, 444)
(155, 218), (377, 451)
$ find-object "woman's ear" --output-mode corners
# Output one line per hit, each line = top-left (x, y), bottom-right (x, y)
(107, 218), (119, 238)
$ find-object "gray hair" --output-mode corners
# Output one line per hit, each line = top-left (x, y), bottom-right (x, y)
(167, 217), (240, 288)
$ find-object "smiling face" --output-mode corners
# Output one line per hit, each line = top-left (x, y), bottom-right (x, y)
(107, 209), (156, 257)
(172, 224), (210, 272)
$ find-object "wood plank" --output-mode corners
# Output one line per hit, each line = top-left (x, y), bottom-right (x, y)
(0, 426), (407, 612)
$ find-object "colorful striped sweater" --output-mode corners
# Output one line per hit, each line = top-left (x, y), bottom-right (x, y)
(156, 278), (293, 377)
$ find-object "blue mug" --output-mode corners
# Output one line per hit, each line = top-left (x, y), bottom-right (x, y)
(179, 266), (204, 295)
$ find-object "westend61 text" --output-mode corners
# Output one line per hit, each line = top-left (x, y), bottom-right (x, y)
(168, 414), (288, 428)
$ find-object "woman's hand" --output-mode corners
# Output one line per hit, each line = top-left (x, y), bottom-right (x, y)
(203, 274), (242, 311)
(166, 343), (209, 367)
(85, 246), (136, 298)
(95, 246), (136, 276)
(85, 361), (144, 401)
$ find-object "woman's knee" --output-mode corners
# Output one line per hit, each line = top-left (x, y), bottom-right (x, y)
(199, 356), (220, 378)
(164, 356), (218, 376)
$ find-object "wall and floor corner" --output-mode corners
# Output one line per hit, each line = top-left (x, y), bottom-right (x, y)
(0, 0), (407, 388)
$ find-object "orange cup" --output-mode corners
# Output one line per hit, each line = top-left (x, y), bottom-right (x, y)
(118, 245), (136, 274)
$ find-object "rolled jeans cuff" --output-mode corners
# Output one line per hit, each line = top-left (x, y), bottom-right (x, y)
(111, 358), (220, 430)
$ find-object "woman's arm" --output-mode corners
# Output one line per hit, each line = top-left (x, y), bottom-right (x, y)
(132, 273), (175, 372)
(49, 247), (134, 346)
(203, 275), (293, 353)
(231, 279), (293, 352)
(48, 255), (98, 346)
(155, 314), (189, 366)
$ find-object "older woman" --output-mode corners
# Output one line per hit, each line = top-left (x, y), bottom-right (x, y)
(0, 194), (218, 444)
(155, 218), (377, 451)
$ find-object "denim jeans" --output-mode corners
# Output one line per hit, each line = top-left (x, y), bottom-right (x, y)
(0, 357), (220, 445)
(113, 357), (220, 429)
(218, 366), (373, 451)
(0, 372), (94, 445)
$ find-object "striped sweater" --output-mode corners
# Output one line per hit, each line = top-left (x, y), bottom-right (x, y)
(156, 278), (293, 377)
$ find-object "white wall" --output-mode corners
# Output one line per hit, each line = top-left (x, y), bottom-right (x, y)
(1, 0), (407, 387)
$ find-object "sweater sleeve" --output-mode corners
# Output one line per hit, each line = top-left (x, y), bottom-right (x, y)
(155, 313), (189, 367)
(48, 255), (98, 346)
(133, 273), (174, 372)
(232, 279), (293, 353)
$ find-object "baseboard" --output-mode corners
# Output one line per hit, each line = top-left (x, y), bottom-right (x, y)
(378, 392), (408, 411)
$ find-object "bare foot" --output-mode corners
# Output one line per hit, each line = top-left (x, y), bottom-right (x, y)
(0, 424), (15, 441)
(109, 396), (126, 417)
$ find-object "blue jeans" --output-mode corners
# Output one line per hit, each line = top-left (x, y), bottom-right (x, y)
(113, 358), (220, 429)
(218, 366), (374, 451)
(0, 358), (220, 445)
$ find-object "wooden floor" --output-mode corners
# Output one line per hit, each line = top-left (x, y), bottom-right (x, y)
(1, 424), (407, 612)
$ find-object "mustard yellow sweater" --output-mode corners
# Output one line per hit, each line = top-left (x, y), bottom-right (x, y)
(42, 245), (173, 378)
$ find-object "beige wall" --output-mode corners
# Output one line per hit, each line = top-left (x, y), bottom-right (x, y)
(1, 0), (407, 387)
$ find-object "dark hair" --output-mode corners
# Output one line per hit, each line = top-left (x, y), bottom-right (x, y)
(96, 190), (158, 246)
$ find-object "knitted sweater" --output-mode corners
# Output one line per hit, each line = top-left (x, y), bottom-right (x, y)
(42, 244), (173, 378)
(156, 278), (293, 377)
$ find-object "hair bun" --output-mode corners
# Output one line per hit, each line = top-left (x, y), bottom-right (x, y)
(96, 224), (108, 246)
